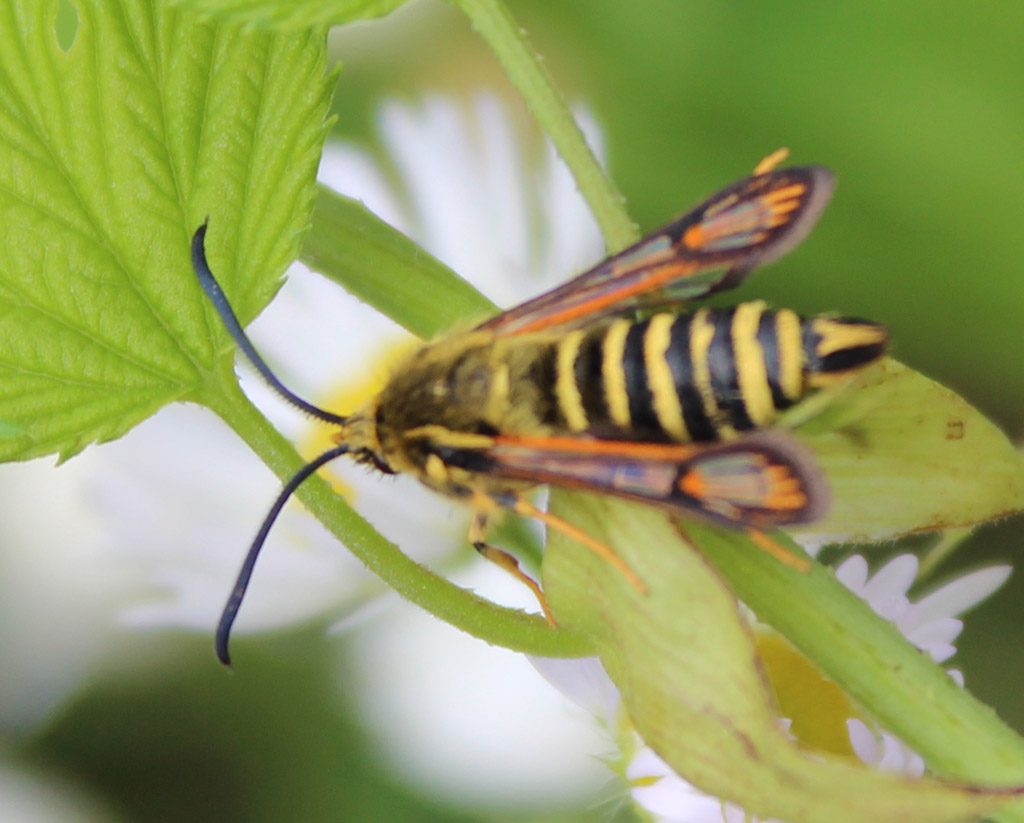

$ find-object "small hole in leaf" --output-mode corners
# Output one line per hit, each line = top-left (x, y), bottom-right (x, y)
(54, 0), (79, 52)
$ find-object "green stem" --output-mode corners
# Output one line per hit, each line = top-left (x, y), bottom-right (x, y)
(195, 360), (594, 659)
(448, 0), (639, 252)
(696, 524), (1024, 823)
(302, 185), (496, 339)
(917, 527), (974, 580)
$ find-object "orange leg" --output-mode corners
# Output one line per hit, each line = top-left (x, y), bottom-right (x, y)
(747, 528), (811, 572)
(468, 511), (557, 627)
(509, 496), (648, 595)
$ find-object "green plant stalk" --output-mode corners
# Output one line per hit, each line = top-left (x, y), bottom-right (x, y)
(195, 357), (594, 659)
(302, 186), (497, 339)
(917, 527), (974, 580)
(448, 0), (638, 252)
(694, 525), (1024, 823)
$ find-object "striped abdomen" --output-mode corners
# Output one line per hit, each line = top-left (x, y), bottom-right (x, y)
(546, 300), (886, 442)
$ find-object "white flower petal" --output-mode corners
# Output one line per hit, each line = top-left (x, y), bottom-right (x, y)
(846, 719), (924, 778)
(928, 644), (959, 664)
(860, 555), (917, 620)
(379, 97), (493, 283)
(628, 748), (756, 823)
(90, 405), (363, 634)
(242, 261), (410, 427)
(0, 455), (129, 732)
(909, 565), (1012, 626)
(317, 142), (408, 230)
(833, 554), (869, 593)
(847, 718), (880, 764)
(528, 656), (621, 728)
(473, 94), (532, 284)
(536, 107), (604, 283)
(346, 563), (609, 807)
(903, 617), (962, 662)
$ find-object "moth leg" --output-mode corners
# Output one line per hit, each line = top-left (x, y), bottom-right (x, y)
(508, 495), (648, 595)
(747, 528), (810, 572)
(468, 510), (557, 627)
(753, 147), (790, 175)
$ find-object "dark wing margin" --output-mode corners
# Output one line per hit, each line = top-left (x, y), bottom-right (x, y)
(438, 431), (829, 530)
(479, 164), (835, 337)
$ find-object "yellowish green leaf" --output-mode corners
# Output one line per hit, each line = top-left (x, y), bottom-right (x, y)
(543, 494), (1023, 823)
(788, 359), (1024, 541)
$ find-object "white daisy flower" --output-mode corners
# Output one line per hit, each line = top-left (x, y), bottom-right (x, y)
(533, 552), (1010, 822)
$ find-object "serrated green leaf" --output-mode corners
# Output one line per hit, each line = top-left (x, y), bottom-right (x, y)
(790, 359), (1024, 541)
(543, 495), (1024, 823)
(302, 185), (496, 339)
(0, 0), (331, 461)
(169, 0), (409, 28)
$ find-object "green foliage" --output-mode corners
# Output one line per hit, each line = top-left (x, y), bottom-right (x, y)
(543, 497), (1024, 823)
(0, 0), (331, 461)
(169, 0), (410, 28)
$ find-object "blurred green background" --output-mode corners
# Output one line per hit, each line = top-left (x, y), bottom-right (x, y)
(6, 1), (1024, 820)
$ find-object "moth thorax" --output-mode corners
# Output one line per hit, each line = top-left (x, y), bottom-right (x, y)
(374, 340), (506, 440)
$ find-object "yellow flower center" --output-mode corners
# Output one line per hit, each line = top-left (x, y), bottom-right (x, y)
(755, 629), (857, 757)
(298, 336), (418, 501)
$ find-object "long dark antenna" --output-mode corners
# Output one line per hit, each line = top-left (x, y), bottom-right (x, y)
(216, 444), (352, 666)
(191, 223), (349, 426)
(192, 223), (355, 665)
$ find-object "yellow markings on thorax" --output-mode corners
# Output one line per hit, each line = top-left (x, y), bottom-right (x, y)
(555, 329), (588, 431)
(730, 301), (775, 427)
(403, 426), (495, 450)
(602, 318), (632, 429)
(775, 309), (805, 401)
(689, 308), (726, 433)
(643, 313), (688, 441)
(485, 362), (511, 421)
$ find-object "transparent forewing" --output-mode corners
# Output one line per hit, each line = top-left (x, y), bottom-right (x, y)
(479, 165), (834, 337)
(442, 431), (829, 529)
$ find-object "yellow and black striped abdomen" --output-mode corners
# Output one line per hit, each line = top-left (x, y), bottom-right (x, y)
(544, 300), (886, 442)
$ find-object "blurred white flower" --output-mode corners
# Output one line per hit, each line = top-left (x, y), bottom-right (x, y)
(534, 553), (1010, 823)
(0, 761), (116, 823)
(0, 455), (131, 734)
